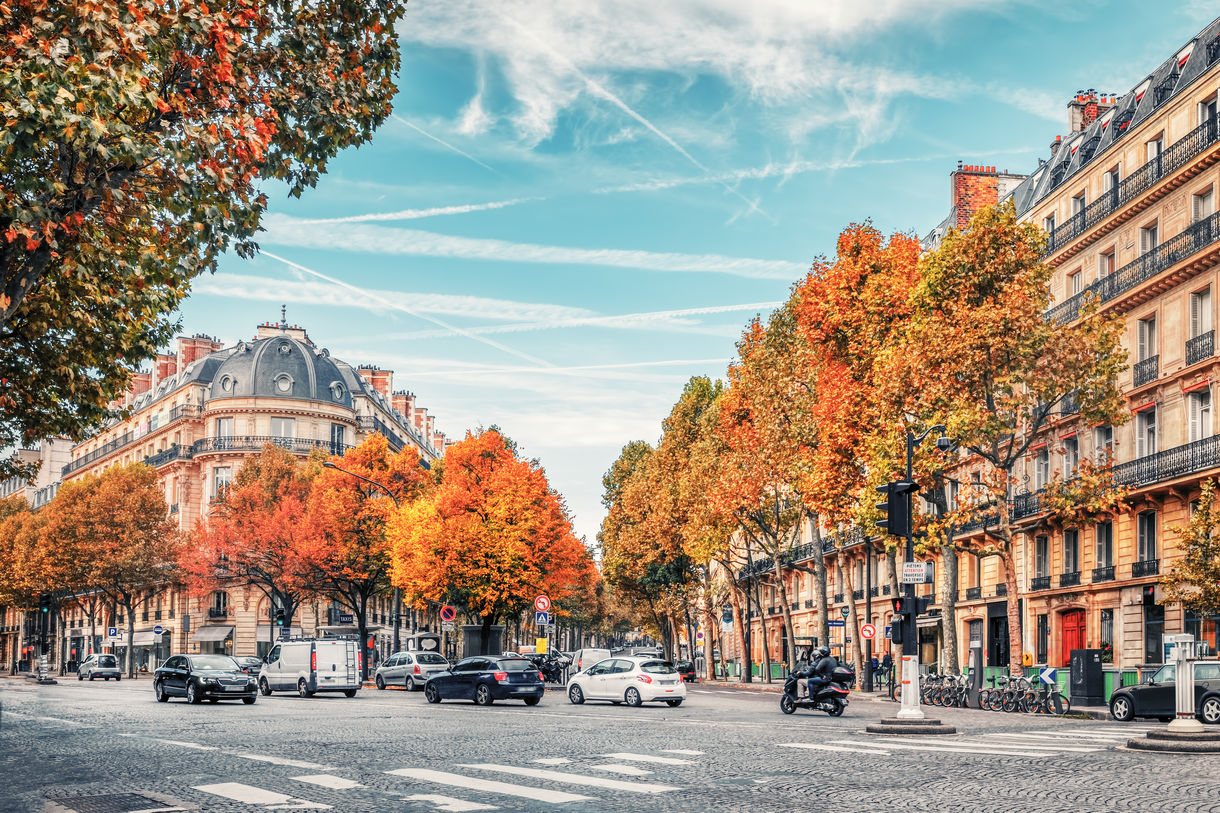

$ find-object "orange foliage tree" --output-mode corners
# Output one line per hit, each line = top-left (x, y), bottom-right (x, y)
(390, 429), (593, 655)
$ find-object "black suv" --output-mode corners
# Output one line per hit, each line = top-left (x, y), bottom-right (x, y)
(153, 654), (258, 704)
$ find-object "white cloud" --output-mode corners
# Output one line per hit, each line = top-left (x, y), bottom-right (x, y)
(287, 198), (539, 224)
(259, 213), (806, 279)
(391, 114), (501, 175)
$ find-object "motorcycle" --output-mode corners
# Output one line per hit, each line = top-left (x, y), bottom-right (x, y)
(779, 663), (853, 716)
(525, 652), (572, 684)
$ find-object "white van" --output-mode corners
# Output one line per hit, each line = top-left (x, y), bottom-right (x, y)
(572, 648), (612, 673)
(258, 639), (361, 697)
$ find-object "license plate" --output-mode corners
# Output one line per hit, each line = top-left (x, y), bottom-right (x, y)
(660, 679), (676, 685)
(224, 685), (245, 692)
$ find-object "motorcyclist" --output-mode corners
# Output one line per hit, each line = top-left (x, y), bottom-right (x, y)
(806, 645), (838, 699)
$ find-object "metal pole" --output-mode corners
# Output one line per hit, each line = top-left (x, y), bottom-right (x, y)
(864, 550), (873, 692)
(897, 430), (925, 720)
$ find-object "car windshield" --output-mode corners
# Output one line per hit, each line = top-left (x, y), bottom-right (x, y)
(416, 653), (447, 665)
(640, 660), (677, 674)
(497, 658), (534, 671)
(675, 660), (694, 670)
(97, 655), (117, 667)
(191, 655), (238, 671)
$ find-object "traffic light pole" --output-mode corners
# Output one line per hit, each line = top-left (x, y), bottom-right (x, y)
(897, 430), (925, 721)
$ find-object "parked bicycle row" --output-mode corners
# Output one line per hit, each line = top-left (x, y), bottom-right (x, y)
(919, 671), (1071, 715)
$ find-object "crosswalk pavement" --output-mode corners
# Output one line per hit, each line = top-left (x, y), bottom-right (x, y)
(780, 724), (1162, 760)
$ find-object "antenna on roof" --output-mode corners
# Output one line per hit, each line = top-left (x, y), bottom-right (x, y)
(280, 304), (287, 327)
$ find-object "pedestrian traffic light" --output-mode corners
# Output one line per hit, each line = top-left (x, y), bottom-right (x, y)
(875, 480), (917, 537)
(890, 597), (908, 646)
(38, 594), (50, 613)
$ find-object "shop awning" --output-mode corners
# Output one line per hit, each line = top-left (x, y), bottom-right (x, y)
(917, 615), (942, 629)
(131, 630), (159, 646)
(190, 625), (234, 643)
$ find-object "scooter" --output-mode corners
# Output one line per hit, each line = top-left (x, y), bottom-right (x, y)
(779, 664), (853, 716)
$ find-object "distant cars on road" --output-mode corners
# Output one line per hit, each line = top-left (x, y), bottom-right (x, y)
(1110, 660), (1220, 723)
(673, 659), (697, 683)
(567, 656), (686, 707)
(77, 654), (122, 681)
(424, 656), (545, 706)
(153, 654), (258, 704)
(375, 651), (450, 691)
(233, 656), (263, 676)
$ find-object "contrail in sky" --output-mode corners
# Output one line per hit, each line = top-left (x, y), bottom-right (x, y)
(392, 114), (502, 176)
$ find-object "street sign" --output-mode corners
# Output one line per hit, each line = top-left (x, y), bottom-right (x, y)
(440, 605), (456, 622)
(279, 628), (291, 640)
(152, 625), (164, 636)
(338, 612), (355, 624)
(861, 623), (876, 640)
(441, 621), (455, 632)
(839, 606), (849, 618)
(696, 628), (705, 643)
(535, 611), (550, 626)
(828, 619), (845, 628)
(536, 637), (549, 655)
(884, 625), (892, 639)
(534, 595), (551, 613)
(107, 627), (117, 638)
(901, 561), (930, 583)
(1039, 667), (1058, 685)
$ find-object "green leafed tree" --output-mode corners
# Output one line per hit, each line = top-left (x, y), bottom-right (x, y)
(1162, 479), (1220, 621)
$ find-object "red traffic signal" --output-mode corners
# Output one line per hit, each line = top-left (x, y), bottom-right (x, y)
(891, 597), (905, 614)
(367, 636), (376, 650)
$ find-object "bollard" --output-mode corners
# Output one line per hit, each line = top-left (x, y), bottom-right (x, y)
(1167, 633), (1204, 733)
(968, 645), (984, 708)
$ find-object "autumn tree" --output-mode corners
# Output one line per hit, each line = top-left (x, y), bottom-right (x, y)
(1162, 479), (1220, 619)
(0, 495), (43, 610)
(0, 0), (406, 479)
(904, 202), (1127, 675)
(390, 429), (593, 656)
(179, 443), (322, 654)
(312, 433), (433, 675)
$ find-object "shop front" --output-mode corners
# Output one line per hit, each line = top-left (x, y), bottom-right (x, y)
(191, 624), (234, 656)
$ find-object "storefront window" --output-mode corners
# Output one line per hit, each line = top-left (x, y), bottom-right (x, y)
(1100, 609), (1114, 663)
(1144, 602), (1165, 664)
(1036, 614), (1049, 663)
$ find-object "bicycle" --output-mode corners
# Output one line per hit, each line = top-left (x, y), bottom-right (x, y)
(1025, 677), (1071, 715)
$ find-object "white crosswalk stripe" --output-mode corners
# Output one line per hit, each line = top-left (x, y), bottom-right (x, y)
(776, 728), (1145, 761)
(590, 763), (655, 776)
(780, 742), (892, 755)
(600, 752), (692, 765)
(292, 774), (363, 790)
(192, 782), (331, 808)
(404, 794), (498, 812)
(387, 768), (592, 804)
(835, 738), (1055, 757)
(459, 763), (681, 793)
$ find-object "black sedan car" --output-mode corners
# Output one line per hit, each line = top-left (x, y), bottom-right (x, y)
(153, 654), (258, 704)
(233, 656), (263, 676)
(674, 659), (697, 683)
(424, 656), (545, 706)
(1110, 660), (1220, 723)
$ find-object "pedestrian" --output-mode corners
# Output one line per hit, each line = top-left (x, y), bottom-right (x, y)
(880, 652), (893, 684)
(869, 655), (879, 680)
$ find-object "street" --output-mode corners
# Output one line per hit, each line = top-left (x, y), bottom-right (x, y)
(3, 679), (1220, 812)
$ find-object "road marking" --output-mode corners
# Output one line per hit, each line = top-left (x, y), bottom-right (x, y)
(233, 753), (332, 770)
(780, 742), (892, 755)
(292, 774), (363, 790)
(460, 764), (680, 794)
(10, 713), (97, 727)
(387, 769), (591, 804)
(835, 739), (1055, 758)
(970, 736), (1104, 752)
(158, 739), (218, 750)
(661, 749), (704, 755)
(404, 794), (498, 812)
(192, 782), (331, 808)
(589, 763), (654, 776)
(531, 757), (572, 765)
(600, 752), (692, 765)
(1024, 731), (1131, 741)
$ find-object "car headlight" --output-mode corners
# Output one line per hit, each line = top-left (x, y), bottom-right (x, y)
(203, 678), (219, 686)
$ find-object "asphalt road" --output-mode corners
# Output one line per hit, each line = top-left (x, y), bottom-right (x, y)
(2, 676), (1219, 812)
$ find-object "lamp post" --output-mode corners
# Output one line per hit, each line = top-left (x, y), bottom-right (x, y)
(321, 461), (402, 654)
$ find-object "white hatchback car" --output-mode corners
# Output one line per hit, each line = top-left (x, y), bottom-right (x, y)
(567, 656), (686, 707)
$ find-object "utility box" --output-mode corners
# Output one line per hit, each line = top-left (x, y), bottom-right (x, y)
(1069, 648), (1105, 706)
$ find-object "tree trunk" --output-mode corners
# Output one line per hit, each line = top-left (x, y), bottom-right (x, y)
(1002, 546), (1022, 676)
(729, 579), (749, 683)
(811, 523), (830, 649)
(836, 553), (864, 686)
(124, 597), (136, 678)
(751, 580), (772, 682)
(940, 545), (960, 674)
(773, 558), (797, 671)
(886, 546), (901, 597)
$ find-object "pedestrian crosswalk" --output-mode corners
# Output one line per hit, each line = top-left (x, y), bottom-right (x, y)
(780, 724), (1162, 761)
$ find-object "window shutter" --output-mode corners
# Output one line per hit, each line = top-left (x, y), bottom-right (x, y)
(1191, 394), (1201, 442)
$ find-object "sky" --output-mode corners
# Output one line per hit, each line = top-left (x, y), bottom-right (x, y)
(177, 0), (1220, 544)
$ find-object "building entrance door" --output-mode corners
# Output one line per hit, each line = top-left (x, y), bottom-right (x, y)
(1061, 609), (1085, 667)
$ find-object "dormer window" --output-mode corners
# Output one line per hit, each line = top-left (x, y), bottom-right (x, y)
(274, 374), (294, 394)
(219, 375), (234, 393)
(329, 382), (346, 401)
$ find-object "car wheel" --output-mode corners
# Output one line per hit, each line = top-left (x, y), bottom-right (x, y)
(297, 678), (314, 698)
(474, 683), (494, 706)
(1199, 696), (1220, 724)
(625, 687), (642, 707)
(242, 696), (257, 705)
(103, 677), (109, 681)
(780, 694), (796, 715)
(155, 680), (168, 703)
(259, 678), (272, 696)
(405, 676), (416, 692)
(1110, 694), (1134, 722)
(343, 689), (357, 698)
(569, 685), (585, 705)
(375, 675), (385, 690)
(77, 672), (83, 681)
(424, 683), (441, 704)
(665, 699), (683, 708)
(115, 675), (121, 682)
(524, 696), (541, 706)
(186, 681), (202, 705)
(89, 674), (95, 681)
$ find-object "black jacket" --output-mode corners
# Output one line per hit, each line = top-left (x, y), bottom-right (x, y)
(812, 654), (839, 678)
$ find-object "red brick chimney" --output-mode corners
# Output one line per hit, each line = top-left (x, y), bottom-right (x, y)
(356, 366), (393, 399)
(1067, 89), (1116, 133)
(130, 372), (152, 396)
(177, 334), (222, 368)
(952, 163), (1000, 231)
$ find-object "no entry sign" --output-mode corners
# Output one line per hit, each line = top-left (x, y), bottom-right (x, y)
(861, 623), (877, 640)
(534, 595), (551, 612)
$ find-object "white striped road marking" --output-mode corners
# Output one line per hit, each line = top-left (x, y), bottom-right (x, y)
(460, 764), (680, 794)
(589, 764), (654, 776)
(292, 775), (363, 790)
(387, 769), (591, 804)
(661, 749), (704, 755)
(192, 782), (330, 808)
(780, 743), (892, 755)
(970, 736), (1105, 752)
(233, 753), (332, 770)
(836, 739), (1056, 758)
(158, 739), (218, 750)
(977, 731), (1123, 743)
(531, 758), (572, 765)
(1024, 731), (1132, 741)
(403, 794), (498, 812)
(600, 752), (692, 765)
(11, 713), (96, 727)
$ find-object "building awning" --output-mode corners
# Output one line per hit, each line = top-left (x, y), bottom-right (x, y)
(255, 625), (303, 640)
(190, 625), (234, 643)
(917, 616), (942, 629)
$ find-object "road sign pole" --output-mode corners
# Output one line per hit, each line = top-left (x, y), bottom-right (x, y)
(897, 431), (925, 721)
(864, 551), (873, 693)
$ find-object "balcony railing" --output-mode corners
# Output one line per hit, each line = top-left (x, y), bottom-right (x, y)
(1048, 209), (1220, 324)
(852, 589), (864, 600)
(869, 587), (878, 597)
(192, 436), (352, 456)
(1187, 330), (1215, 366)
(767, 605), (778, 615)
(882, 585), (892, 595)
(966, 587), (982, 600)
(1059, 571), (1081, 587)
(145, 444), (191, 468)
(833, 593), (844, 603)
(1133, 559), (1160, 577)
(790, 602), (799, 611)
(1092, 565), (1115, 583)
(1031, 576), (1052, 591)
(207, 608), (228, 619)
(1133, 355), (1160, 387)
(62, 404), (203, 477)
(1115, 434), (1220, 489)
(1044, 116), (1220, 256)
(804, 600), (814, 609)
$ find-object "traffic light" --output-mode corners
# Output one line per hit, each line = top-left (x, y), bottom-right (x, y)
(890, 597), (908, 646)
(274, 609), (285, 626)
(38, 594), (51, 614)
(875, 480), (917, 537)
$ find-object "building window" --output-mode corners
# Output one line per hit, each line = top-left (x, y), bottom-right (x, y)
(1136, 408), (1157, 457)
(211, 591), (228, 615)
(270, 417), (295, 438)
(212, 466), (232, 500)
(330, 423), (346, 450)
(1138, 511), (1157, 562)
(216, 417), (233, 438)
(1138, 315), (1157, 361)
(1100, 608), (1114, 658)
(1190, 388), (1213, 442)
(1064, 529), (1079, 573)
(1062, 436), (1079, 473)
(1043, 213), (1057, 235)
(1194, 187), (1215, 223)
(1071, 192), (1086, 216)
(1067, 270), (1082, 295)
(1103, 166), (1120, 198)
(1036, 614), (1049, 663)
(1139, 222), (1159, 254)
(1095, 425), (1114, 462)
(1035, 535), (1050, 578)
(1098, 248), (1115, 277)
(973, 554), (982, 588)
(1146, 136), (1163, 164)
(1201, 94), (1218, 126)
(1192, 287), (1213, 339)
(1034, 449), (1050, 490)
(1096, 521), (1113, 568)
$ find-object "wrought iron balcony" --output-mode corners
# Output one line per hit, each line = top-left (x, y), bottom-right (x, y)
(869, 587), (878, 597)
(1060, 391), (1080, 415)
(833, 593), (844, 603)
(192, 435), (352, 456)
(1044, 116), (1220, 257)
(966, 587), (982, 600)
(207, 608), (228, 619)
(1013, 491), (1043, 519)
(1187, 330), (1215, 366)
(1031, 576), (1052, 591)
(1132, 559), (1160, 577)
(62, 404), (203, 477)
(1059, 571), (1081, 587)
(1133, 355), (1160, 388)
(1048, 210), (1220, 324)
(1114, 434), (1220, 489)
(852, 589), (864, 600)
(1092, 565), (1115, 583)
(146, 444), (191, 468)
(790, 602), (799, 611)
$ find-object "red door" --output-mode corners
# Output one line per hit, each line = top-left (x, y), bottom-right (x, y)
(1061, 610), (1086, 667)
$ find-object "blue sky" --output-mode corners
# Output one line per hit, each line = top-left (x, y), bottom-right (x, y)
(179, 0), (1220, 543)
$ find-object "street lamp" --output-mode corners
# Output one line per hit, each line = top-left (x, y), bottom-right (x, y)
(322, 460), (403, 654)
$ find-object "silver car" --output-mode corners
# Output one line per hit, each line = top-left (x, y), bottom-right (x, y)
(374, 650), (450, 691)
(77, 653), (123, 681)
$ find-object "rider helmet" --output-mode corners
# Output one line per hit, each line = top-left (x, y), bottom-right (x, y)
(816, 645), (830, 659)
